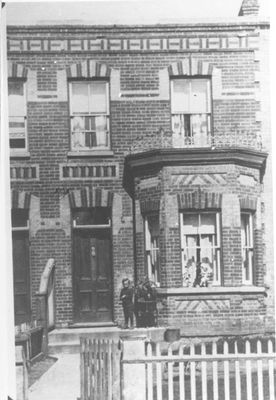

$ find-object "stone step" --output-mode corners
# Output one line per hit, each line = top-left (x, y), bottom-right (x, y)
(48, 327), (166, 354)
(48, 341), (81, 355)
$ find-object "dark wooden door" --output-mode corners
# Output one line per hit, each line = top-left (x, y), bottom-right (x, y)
(12, 231), (31, 325)
(73, 229), (113, 323)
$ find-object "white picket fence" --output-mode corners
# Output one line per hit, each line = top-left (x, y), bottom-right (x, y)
(123, 338), (275, 400)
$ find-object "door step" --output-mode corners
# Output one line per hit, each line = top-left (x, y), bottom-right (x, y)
(48, 327), (165, 354)
(69, 322), (116, 328)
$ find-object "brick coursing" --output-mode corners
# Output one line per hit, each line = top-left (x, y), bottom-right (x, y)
(8, 17), (273, 335)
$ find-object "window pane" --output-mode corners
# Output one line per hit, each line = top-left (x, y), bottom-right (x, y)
(190, 114), (210, 146)
(145, 215), (160, 283)
(172, 80), (190, 113)
(90, 82), (107, 113)
(190, 79), (210, 113)
(183, 214), (198, 234)
(71, 83), (89, 114)
(200, 213), (216, 234)
(182, 212), (221, 287)
(8, 81), (25, 116)
(241, 213), (249, 246)
(95, 116), (108, 147)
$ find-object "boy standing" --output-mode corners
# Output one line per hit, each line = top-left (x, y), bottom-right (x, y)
(120, 278), (134, 329)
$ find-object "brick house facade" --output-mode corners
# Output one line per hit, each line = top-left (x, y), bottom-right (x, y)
(8, 0), (274, 335)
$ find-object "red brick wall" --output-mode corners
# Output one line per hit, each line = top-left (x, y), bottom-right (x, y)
(8, 21), (273, 334)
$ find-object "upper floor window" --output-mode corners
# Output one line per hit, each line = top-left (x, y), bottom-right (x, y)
(69, 81), (110, 151)
(144, 214), (160, 285)
(171, 78), (211, 148)
(180, 211), (221, 287)
(8, 80), (27, 151)
(241, 212), (254, 285)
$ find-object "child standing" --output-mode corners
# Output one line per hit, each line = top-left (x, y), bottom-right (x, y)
(120, 278), (134, 329)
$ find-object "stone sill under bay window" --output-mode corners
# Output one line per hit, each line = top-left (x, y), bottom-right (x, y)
(67, 150), (114, 158)
(157, 286), (267, 297)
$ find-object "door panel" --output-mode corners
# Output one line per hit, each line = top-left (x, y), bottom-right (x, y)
(12, 231), (30, 325)
(73, 229), (113, 323)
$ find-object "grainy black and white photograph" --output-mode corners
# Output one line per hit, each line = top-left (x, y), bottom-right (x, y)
(0, 0), (275, 399)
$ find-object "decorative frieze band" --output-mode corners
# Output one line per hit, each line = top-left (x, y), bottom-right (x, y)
(60, 163), (118, 180)
(172, 173), (227, 186)
(10, 165), (39, 180)
(7, 34), (259, 53)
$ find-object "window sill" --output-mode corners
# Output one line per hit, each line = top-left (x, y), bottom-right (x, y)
(10, 151), (30, 159)
(67, 150), (114, 158)
(157, 286), (267, 296)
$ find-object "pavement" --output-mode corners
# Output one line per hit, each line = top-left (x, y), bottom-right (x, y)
(28, 354), (80, 400)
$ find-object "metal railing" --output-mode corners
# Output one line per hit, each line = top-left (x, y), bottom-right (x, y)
(128, 129), (263, 155)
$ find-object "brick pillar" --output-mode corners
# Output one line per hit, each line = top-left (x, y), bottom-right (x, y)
(121, 336), (147, 400)
(134, 199), (145, 282)
(161, 193), (181, 287)
(221, 193), (242, 286)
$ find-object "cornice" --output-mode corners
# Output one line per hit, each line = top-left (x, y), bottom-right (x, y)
(125, 147), (267, 175)
(6, 20), (269, 35)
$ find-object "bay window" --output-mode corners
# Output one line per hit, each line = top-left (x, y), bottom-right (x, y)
(69, 81), (110, 151)
(8, 80), (27, 151)
(241, 212), (254, 285)
(171, 78), (212, 148)
(144, 215), (160, 285)
(180, 211), (221, 287)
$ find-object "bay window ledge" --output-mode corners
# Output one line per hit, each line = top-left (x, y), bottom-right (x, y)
(157, 286), (267, 296)
(68, 150), (114, 158)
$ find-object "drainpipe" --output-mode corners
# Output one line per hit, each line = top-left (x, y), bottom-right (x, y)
(132, 196), (138, 285)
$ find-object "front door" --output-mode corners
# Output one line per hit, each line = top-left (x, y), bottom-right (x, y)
(73, 228), (113, 323)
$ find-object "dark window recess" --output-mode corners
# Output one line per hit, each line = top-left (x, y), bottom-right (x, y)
(10, 138), (26, 149)
(12, 209), (29, 227)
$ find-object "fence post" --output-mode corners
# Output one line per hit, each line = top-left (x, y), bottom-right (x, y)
(121, 336), (147, 400)
(16, 345), (28, 400)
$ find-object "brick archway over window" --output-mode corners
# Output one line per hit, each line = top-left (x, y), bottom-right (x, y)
(66, 60), (111, 79)
(140, 199), (160, 214)
(178, 191), (222, 209)
(11, 190), (31, 209)
(8, 62), (28, 79)
(239, 196), (257, 211)
(166, 59), (222, 99)
(68, 187), (114, 208)
(168, 59), (217, 77)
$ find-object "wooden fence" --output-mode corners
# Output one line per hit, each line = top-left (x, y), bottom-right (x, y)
(80, 337), (276, 400)
(80, 337), (121, 400)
